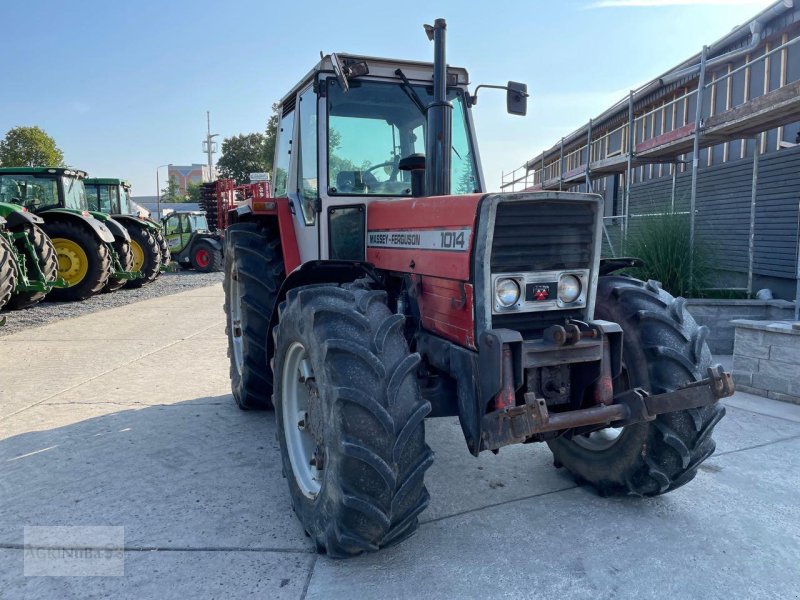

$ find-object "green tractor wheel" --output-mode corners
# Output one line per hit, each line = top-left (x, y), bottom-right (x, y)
(154, 229), (170, 269)
(5, 223), (59, 310)
(103, 239), (134, 293)
(125, 225), (161, 288)
(44, 221), (112, 302)
(0, 234), (18, 311)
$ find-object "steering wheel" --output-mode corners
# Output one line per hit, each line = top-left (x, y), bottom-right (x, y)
(364, 159), (400, 184)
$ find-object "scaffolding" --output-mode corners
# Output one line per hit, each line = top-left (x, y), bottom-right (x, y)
(501, 0), (800, 300)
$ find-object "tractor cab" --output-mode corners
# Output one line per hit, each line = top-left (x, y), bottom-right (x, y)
(269, 53), (494, 265)
(84, 178), (134, 215)
(0, 167), (86, 213)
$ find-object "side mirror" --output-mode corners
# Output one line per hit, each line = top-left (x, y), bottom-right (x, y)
(507, 81), (528, 116)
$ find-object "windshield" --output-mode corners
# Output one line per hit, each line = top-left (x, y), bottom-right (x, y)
(0, 174), (59, 211)
(327, 79), (478, 196)
(63, 176), (87, 210)
(189, 214), (208, 231)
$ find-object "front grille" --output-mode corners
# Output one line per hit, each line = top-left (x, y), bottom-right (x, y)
(492, 309), (583, 339)
(490, 201), (595, 273)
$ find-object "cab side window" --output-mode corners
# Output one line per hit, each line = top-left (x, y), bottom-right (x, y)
(98, 186), (113, 213)
(273, 109), (295, 197)
(297, 86), (318, 225)
(164, 214), (180, 235)
(85, 186), (100, 211)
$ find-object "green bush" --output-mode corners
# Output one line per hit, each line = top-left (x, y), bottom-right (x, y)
(623, 211), (713, 298)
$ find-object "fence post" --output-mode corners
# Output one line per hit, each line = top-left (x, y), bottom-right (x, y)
(585, 118), (593, 192)
(747, 138), (760, 298)
(795, 200), (800, 321)
(624, 91), (634, 242)
(689, 45), (708, 291)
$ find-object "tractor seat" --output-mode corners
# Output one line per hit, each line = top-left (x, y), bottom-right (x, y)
(335, 171), (366, 194)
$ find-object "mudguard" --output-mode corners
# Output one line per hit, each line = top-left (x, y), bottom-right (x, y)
(196, 236), (222, 252)
(38, 209), (116, 244)
(89, 212), (131, 242)
(111, 214), (161, 233)
(0, 203), (45, 227)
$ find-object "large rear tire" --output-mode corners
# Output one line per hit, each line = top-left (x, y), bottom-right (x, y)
(548, 276), (725, 496)
(46, 221), (111, 302)
(5, 223), (58, 309)
(0, 235), (18, 311)
(125, 224), (161, 288)
(274, 282), (433, 557)
(224, 223), (283, 410)
(154, 229), (170, 269)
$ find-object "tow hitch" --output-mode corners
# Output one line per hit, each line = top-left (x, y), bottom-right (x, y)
(481, 366), (734, 451)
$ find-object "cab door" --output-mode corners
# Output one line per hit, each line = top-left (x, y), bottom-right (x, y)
(273, 85), (319, 265)
(163, 213), (185, 252)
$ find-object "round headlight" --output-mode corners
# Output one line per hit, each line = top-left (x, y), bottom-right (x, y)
(495, 278), (521, 308)
(558, 274), (582, 304)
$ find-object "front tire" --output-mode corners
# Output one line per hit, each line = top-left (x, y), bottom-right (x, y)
(46, 221), (111, 302)
(5, 224), (58, 309)
(274, 282), (433, 557)
(191, 240), (222, 272)
(224, 223), (283, 409)
(154, 229), (170, 269)
(548, 276), (725, 496)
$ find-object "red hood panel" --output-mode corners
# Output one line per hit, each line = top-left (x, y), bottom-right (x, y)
(366, 194), (483, 280)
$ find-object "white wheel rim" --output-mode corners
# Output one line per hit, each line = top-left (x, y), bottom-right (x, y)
(573, 426), (625, 451)
(229, 266), (244, 375)
(281, 342), (322, 498)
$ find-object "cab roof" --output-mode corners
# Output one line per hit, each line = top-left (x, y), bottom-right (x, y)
(85, 177), (131, 188)
(0, 167), (88, 179)
(279, 53), (470, 107)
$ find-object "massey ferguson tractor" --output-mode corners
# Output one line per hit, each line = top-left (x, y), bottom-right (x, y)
(223, 19), (732, 558)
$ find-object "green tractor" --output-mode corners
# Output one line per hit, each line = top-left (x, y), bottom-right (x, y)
(0, 167), (141, 300)
(161, 210), (223, 272)
(84, 178), (169, 286)
(0, 202), (63, 310)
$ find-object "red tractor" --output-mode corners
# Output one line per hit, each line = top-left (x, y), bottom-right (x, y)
(223, 19), (732, 558)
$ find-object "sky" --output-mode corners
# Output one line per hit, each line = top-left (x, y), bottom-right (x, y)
(1, 0), (778, 195)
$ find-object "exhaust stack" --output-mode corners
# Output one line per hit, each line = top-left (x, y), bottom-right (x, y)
(424, 18), (452, 197)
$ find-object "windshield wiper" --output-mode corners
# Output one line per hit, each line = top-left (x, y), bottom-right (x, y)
(394, 69), (426, 114)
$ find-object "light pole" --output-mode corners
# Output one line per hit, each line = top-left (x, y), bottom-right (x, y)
(156, 164), (169, 220)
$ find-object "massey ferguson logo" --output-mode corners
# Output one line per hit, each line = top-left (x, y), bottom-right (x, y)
(367, 228), (471, 251)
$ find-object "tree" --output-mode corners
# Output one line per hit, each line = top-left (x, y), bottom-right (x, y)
(216, 133), (268, 185)
(186, 181), (203, 204)
(264, 103), (280, 173)
(0, 126), (65, 167)
(160, 178), (183, 203)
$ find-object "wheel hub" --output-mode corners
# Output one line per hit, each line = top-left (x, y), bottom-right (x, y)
(130, 240), (145, 271)
(282, 342), (324, 498)
(51, 238), (88, 286)
(195, 248), (210, 267)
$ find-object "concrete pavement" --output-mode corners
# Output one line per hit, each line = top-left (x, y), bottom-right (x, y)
(1, 283), (799, 599)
